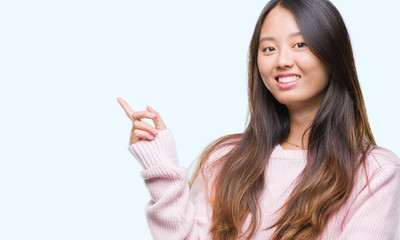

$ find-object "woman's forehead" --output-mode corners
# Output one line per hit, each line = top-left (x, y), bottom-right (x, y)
(259, 6), (302, 40)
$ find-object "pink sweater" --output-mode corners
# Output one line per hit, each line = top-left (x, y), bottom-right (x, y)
(129, 129), (400, 240)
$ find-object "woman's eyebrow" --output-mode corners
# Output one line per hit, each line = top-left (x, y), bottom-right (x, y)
(259, 32), (302, 43)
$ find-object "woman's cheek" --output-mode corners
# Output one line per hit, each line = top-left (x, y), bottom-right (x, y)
(261, 75), (272, 91)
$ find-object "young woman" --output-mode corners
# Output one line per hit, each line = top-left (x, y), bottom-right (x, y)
(117, 0), (400, 239)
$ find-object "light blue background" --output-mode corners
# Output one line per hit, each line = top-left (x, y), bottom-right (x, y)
(0, 0), (399, 239)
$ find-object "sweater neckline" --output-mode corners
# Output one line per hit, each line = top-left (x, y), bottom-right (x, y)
(271, 144), (307, 161)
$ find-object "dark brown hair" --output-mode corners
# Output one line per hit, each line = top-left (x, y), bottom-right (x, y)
(190, 0), (375, 239)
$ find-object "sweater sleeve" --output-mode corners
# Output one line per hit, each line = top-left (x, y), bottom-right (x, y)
(338, 152), (400, 240)
(128, 129), (211, 240)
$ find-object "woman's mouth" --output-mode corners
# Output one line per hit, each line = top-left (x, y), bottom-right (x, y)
(275, 75), (301, 89)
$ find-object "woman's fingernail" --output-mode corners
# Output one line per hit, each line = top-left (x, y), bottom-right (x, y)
(149, 113), (156, 118)
(152, 129), (159, 135)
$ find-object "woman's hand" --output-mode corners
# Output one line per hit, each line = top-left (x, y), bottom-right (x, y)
(116, 97), (167, 145)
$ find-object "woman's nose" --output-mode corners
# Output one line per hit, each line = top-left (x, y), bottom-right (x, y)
(276, 48), (294, 69)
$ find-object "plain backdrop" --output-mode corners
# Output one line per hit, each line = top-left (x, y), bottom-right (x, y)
(0, 0), (399, 239)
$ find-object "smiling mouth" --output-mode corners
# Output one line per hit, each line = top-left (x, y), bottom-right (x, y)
(275, 75), (301, 83)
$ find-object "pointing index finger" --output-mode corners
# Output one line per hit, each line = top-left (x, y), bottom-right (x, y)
(117, 97), (134, 120)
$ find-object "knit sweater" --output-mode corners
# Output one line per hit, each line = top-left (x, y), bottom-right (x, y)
(128, 129), (400, 240)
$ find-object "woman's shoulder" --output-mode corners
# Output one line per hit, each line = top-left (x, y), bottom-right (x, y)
(349, 147), (400, 200)
(365, 146), (400, 170)
(203, 133), (242, 164)
(189, 134), (241, 192)
(361, 146), (400, 183)
(193, 134), (242, 182)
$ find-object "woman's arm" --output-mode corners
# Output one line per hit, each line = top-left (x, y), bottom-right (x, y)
(117, 97), (211, 239)
(129, 129), (211, 240)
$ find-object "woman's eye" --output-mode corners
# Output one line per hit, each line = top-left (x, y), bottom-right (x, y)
(262, 47), (275, 53)
(294, 42), (307, 48)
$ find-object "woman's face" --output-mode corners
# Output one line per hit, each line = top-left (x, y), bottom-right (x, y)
(257, 6), (330, 110)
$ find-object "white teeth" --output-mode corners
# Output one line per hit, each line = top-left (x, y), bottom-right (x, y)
(278, 76), (300, 83)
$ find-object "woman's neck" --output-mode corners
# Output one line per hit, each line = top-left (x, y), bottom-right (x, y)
(282, 104), (320, 150)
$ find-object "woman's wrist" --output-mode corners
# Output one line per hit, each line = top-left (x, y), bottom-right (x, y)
(128, 129), (178, 169)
